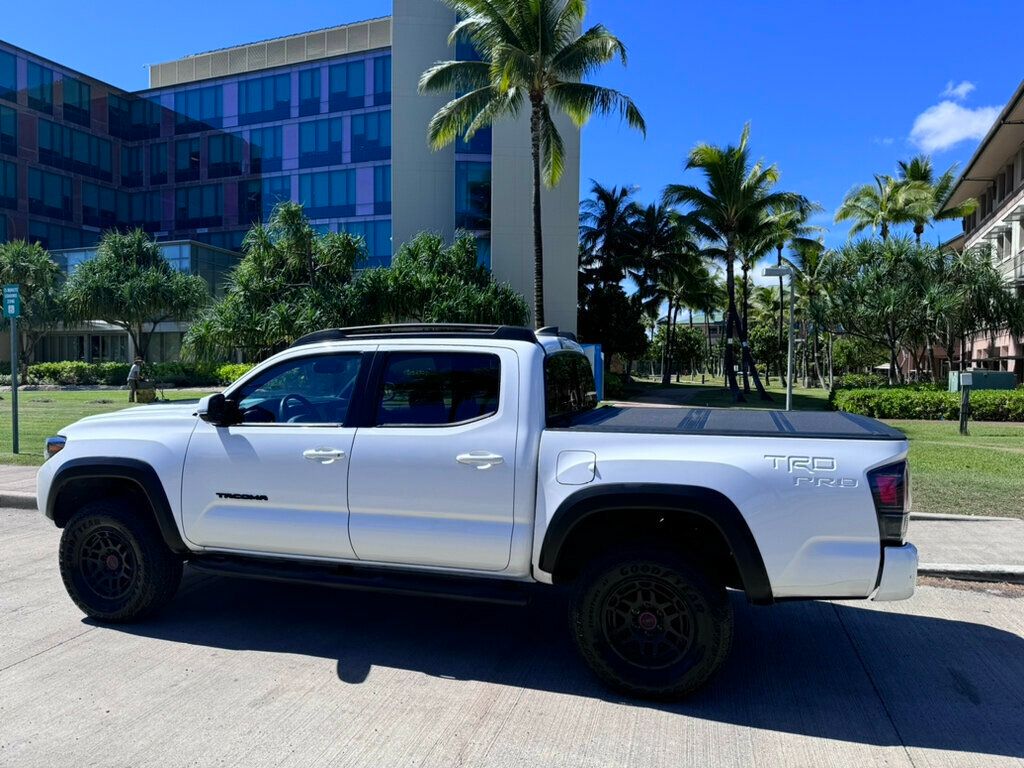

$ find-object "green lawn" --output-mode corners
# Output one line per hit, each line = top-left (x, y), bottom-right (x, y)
(624, 376), (832, 410)
(0, 389), (218, 466)
(886, 420), (1024, 519)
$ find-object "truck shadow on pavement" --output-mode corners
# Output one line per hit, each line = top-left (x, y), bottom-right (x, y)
(101, 570), (1024, 761)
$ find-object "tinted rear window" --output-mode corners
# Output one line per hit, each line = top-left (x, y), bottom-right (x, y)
(545, 351), (598, 425)
(376, 352), (500, 426)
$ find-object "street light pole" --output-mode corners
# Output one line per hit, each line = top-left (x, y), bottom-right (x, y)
(763, 266), (795, 412)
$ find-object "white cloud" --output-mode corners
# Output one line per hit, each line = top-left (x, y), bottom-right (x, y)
(909, 100), (1000, 153)
(941, 80), (976, 100)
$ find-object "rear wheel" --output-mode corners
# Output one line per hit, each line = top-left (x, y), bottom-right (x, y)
(570, 549), (733, 699)
(59, 499), (183, 622)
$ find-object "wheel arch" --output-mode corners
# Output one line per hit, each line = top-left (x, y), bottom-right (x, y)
(539, 483), (773, 604)
(48, 457), (189, 555)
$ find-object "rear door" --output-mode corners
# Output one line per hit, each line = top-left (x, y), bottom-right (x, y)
(347, 346), (519, 571)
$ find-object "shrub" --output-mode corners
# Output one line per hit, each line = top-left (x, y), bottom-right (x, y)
(834, 373), (887, 391)
(215, 363), (254, 386)
(25, 360), (225, 387)
(833, 387), (1024, 421)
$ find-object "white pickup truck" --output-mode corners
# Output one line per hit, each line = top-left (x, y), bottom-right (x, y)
(37, 324), (917, 699)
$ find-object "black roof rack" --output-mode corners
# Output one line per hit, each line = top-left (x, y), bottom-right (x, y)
(291, 323), (539, 347)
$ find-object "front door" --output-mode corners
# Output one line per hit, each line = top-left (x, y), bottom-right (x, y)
(181, 350), (366, 559)
(347, 346), (519, 571)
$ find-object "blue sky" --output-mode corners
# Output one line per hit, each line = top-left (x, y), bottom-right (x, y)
(4, 0), (1021, 256)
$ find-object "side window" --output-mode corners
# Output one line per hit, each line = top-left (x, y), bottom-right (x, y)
(232, 353), (362, 425)
(376, 352), (500, 426)
(545, 351), (598, 425)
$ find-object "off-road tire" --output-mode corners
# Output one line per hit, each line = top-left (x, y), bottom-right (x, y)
(59, 499), (183, 622)
(570, 548), (733, 699)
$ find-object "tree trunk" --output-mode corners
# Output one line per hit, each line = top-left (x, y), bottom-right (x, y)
(915, 223), (923, 245)
(777, 244), (785, 386)
(740, 263), (750, 394)
(881, 222), (889, 241)
(661, 297), (673, 386)
(723, 249), (743, 401)
(529, 97), (545, 328)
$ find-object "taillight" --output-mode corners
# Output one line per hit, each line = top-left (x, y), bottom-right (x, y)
(868, 461), (909, 545)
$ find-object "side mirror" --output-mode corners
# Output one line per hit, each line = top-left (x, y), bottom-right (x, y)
(197, 394), (240, 426)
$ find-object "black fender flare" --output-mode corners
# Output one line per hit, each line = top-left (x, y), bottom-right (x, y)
(47, 457), (189, 555)
(539, 483), (773, 604)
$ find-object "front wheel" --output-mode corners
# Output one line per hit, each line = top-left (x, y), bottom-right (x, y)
(570, 549), (733, 699)
(59, 499), (183, 622)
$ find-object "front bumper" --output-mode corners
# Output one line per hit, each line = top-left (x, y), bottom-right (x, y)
(871, 543), (918, 601)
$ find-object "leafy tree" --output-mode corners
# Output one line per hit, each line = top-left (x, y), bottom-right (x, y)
(651, 323), (705, 379)
(356, 231), (530, 326)
(896, 155), (978, 244)
(184, 203), (363, 362)
(0, 240), (64, 382)
(419, 0), (645, 326)
(63, 229), (209, 361)
(579, 180), (638, 288)
(665, 124), (806, 401)
(834, 174), (930, 241)
(577, 281), (647, 372)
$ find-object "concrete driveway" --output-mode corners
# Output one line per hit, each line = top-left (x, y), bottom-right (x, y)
(2, 506), (1023, 768)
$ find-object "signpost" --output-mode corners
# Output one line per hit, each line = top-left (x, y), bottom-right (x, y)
(4, 284), (20, 454)
(959, 371), (973, 436)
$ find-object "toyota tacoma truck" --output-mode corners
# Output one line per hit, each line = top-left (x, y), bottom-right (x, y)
(37, 324), (917, 699)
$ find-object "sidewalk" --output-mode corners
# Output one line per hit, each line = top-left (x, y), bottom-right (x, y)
(1, 463), (1020, 582)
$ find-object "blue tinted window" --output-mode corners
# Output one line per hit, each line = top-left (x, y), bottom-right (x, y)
(28, 168), (73, 220)
(0, 159), (16, 209)
(299, 69), (320, 116)
(475, 236), (491, 269)
(0, 105), (16, 156)
(455, 161), (491, 230)
(37, 120), (111, 181)
(456, 125), (491, 155)
(130, 190), (162, 231)
(262, 175), (290, 218)
(109, 95), (161, 140)
(250, 126), (282, 173)
(174, 138), (201, 182)
(343, 219), (391, 268)
(63, 77), (91, 127)
(27, 63), (54, 113)
(150, 143), (168, 185)
(351, 111), (390, 162)
(298, 117), (342, 167)
(374, 164), (390, 215)
(0, 213), (6, 243)
(29, 220), (98, 250)
(298, 170), (355, 218)
(174, 86), (222, 133)
(373, 56), (391, 106)
(0, 51), (15, 102)
(208, 133), (243, 178)
(80, 181), (119, 228)
(238, 74), (290, 124)
(175, 184), (223, 228)
(121, 145), (144, 187)
(328, 60), (365, 111)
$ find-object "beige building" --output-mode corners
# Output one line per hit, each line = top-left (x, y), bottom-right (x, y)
(943, 79), (1024, 379)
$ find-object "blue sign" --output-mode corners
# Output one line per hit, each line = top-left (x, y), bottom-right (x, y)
(2, 284), (18, 319)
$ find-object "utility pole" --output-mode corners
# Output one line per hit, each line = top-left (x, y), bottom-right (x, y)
(4, 284), (20, 453)
(763, 266), (795, 411)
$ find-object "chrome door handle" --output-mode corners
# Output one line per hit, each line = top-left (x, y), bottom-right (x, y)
(303, 447), (346, 464)
(456, 451), (504, 469)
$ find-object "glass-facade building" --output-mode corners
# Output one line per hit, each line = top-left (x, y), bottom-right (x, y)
(0, 3), (581, 352)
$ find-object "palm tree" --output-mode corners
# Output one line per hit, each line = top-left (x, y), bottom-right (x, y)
(665, 124), (805, 401)
(419, 0), (646, 327)
(785, 239), (832, 389)
(834, 174), (930, 241)
(897, 155), (979, 244)
(579, 180), (638, 287)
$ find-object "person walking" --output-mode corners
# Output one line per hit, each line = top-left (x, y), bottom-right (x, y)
(127, 357), (143, 403)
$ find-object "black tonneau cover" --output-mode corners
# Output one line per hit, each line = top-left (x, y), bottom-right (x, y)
(560, 406), (905, 441)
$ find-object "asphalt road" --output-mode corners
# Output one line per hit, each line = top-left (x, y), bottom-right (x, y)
(2, 506), (1023, 768)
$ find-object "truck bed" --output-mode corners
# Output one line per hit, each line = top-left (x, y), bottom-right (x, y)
(559, 406), (905, 441)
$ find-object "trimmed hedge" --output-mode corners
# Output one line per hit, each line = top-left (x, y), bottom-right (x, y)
(834, 387), (1024, 421)
(13, 361), (254, 388)
(833, 373), (888, 390)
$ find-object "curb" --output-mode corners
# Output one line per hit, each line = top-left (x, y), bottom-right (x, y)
(0, 491), (37, 510)
(919, 562), (1024, 584)
(911, 512), (1020, 522)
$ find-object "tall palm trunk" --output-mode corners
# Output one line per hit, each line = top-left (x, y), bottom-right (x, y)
(776, 244), (785, 386)
(740, 262), (750, 394)
(723, 250), (743, 401)
(529, 97), (545, 328)
(738, 262), (771, 400)
(661, 296), (674, 386)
